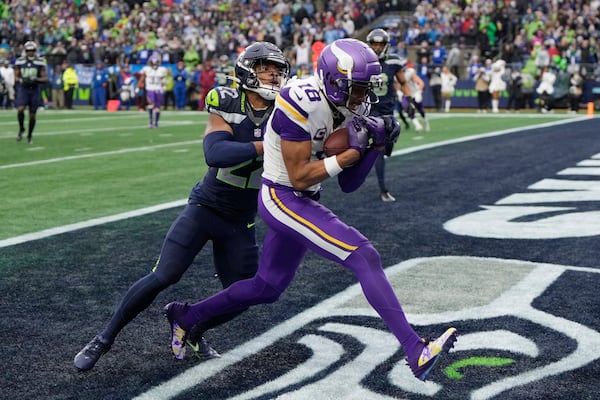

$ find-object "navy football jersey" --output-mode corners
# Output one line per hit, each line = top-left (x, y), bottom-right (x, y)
(15, 56), (46, 89)
(370, 54), (404, 116)
(189, 86), (271, 220)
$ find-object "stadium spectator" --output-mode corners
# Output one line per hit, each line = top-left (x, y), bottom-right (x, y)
(74, 42), (290, 371)
(0, 58), (15, 108)
(520, 67), (536, 110)
(431, 40), (447, 67)
(172, 60), (189, 110)
(446, 43), (462, 78)
(50, 64), (64, 110)
(92, 62), (109, 110)
(214, 55), (234, 88)
(568, 67), (584, 114)
(536, 65), (556, 113)
(118, 67), (136, 111)
(428, 66), (443, 112)
(198, 61), (216, 111)
(183, 44), (200, 72)
(506, 68), (523, 112)
(62, 62), (79, 110)
(468, 54), (483, 79)
(416, 40), (431, 65)
(0, 0), (597, 112)
(15, 41), (48, 144)
(163, 68), (175, 110)
(441, 65), (458, 112)
(474, 66), (490, 113)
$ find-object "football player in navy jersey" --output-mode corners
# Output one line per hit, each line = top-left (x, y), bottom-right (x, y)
(366, 28), (407, 202)
(74, 42), (290, 371)
(165, 38), (457, 382)
(15, 41), (48, 144)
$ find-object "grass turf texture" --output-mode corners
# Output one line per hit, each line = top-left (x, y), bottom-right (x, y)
(0, 109), (571, 240)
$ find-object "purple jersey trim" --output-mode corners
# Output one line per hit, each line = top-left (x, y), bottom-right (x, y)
(270, 109), (311, 142)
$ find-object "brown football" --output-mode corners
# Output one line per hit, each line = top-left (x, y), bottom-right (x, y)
(323, 127), (349, 156)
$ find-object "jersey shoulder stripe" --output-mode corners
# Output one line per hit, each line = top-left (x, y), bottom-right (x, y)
(206, 86), (246, 125)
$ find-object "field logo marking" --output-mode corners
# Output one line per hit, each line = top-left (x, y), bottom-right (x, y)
(134, 256), (600, 400)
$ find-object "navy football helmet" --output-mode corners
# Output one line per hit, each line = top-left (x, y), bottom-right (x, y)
(24, 41), (37, 60)
(366, 28), (390, 60)
(235, 42), (290, 101)
(316, 38), (381, 114)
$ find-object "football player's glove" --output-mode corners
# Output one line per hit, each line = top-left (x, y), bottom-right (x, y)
(347, 117), (369, 155)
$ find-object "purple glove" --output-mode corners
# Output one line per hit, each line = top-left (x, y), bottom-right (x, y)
(364, 116), (386, 147)
(347, 117), (369, 154)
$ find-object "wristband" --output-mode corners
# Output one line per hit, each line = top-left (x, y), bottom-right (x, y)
(324, 155), (343, 177)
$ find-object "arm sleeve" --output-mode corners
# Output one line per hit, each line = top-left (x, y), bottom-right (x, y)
(337, 148), (381, 193)
(203, 130), (258, 168)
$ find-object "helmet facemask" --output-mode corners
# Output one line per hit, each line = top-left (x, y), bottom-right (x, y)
(235, 42), (290, 101)
(241, 59), (289, 101)
(366, 29), (390, 60)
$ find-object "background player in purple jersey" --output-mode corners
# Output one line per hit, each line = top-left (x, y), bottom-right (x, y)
(366, 28), (406, 202)
(165, 38), (457, 382)
(14, 41), (48, 144)
(73, 42), (290, 371)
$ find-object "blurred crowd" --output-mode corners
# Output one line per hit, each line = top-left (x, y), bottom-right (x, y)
(0, 0), (598, 111)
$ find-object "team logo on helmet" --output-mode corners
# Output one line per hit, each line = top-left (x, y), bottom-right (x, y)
(316, 38), (382, 115)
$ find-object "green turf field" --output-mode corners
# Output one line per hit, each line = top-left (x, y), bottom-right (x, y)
(0, 109), (577, 240)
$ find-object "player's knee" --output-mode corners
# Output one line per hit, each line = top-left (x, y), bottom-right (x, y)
(344, 242), (381, 271)
(230, 275), (282, 304)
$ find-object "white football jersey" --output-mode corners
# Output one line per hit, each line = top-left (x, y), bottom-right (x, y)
(262, 76), (367, 192)
(404, 67), (420, 96)
(141, 65), (167, 92)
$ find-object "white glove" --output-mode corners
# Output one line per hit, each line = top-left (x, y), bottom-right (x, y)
(413, 91), (423, 103)
(396, 90), (404, 103)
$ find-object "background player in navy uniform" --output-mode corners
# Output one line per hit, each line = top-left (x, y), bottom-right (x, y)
(366, 28), (406, 202)
(73, 42), (290, 370)
(15, 41), (48, 144)
(164, 38), (457, 382)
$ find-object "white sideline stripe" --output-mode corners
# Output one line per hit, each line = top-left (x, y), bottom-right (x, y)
(0, 120), (196, 139)
(0, 199), (188, 248)
(390, 116), (590, 157)
(0, 140), (202, 170)
(0, 117), (588, 248)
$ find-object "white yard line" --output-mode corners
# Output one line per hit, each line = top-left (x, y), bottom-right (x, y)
(0, 116), (589, 248)
(0, 140), (202, 170)
(0, 199), (188, 248)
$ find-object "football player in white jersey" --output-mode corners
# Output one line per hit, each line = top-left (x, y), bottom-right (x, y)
(401, 61), (430, 131)
(165, 38), (457, 382)
(140, 55), (168, 128)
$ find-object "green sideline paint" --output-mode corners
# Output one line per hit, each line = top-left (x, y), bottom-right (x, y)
(444, 357), (515, 379)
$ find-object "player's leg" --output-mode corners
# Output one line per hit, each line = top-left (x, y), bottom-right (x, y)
(146, 90), (155, 127)
(259, 186), (456, 381)
(27, 92), (41, 143)
(185, 215), (260, 358)
(15, 88), (26, 140)
(152, 91), (163, 127)
(74, 204), (211, 370)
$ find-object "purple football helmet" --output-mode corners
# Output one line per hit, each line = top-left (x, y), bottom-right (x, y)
(316, 38), (381, 113)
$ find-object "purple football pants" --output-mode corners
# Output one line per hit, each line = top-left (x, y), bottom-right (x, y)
(184, 183), (421, 352)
